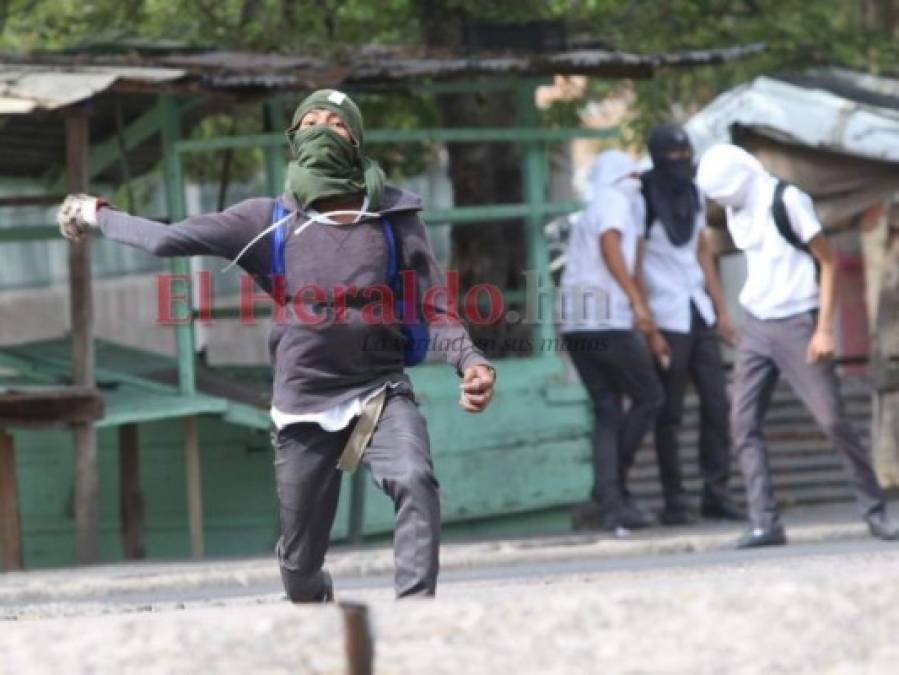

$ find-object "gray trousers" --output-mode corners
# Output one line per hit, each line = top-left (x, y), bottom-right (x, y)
(564, 330), (665, 512)
(732, 310), (884, 529)
(273, 389), (440, 601)
(656, 303), (732, 508)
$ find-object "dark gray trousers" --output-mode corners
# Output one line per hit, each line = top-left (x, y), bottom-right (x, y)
(273, 390), (440, 601)
(731, 310), (885, 529)
(564, 330), (665, 512)
(655, 304), (732, 508)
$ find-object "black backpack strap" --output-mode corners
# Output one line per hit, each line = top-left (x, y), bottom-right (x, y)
(772, 180), (820, 279)
(771, 181), (808, 252)
(640, 173), (654, 238)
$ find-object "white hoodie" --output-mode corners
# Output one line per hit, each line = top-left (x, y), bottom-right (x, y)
(560, 150), (644, 332)
(696, 144), (821, 320)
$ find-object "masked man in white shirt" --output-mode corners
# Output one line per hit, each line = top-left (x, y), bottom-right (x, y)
(560, 150), (666, 531)
(697, 143), (899, 547)
(639, 124), (742, 526)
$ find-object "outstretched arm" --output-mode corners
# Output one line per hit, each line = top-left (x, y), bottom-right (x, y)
(58, 194), (273, 265)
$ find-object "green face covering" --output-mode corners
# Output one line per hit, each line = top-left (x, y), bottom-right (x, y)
(285, 89), (386, 210)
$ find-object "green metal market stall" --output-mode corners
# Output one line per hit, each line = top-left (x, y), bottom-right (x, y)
(0, 42), (763, 569)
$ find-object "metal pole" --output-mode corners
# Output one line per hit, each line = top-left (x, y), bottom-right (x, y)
(516, 85), (555, 356)
(158, 96), (196, 394)
(171, 126), (620, 154)
(159, 95), (204, 557)
(263, 98), (287, 197)
(347, 470), (367, 545)
(66, 109), (99, 564)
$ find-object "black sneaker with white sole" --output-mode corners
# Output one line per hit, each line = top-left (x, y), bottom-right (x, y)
(735, 525), (787, 549)
(865, 511), (899, 541)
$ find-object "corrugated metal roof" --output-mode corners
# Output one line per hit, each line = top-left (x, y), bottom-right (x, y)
(0, 43), (764, 181)
(0, 42), (765, 109)
(783, 67), (899, 111)
(0, 65), (185, 114)
(687, 73), (899, 163)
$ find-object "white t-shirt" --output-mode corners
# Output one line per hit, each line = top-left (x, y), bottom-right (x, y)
(731, 184), (821, 320)
(642, 203), (716, 334)
(559, 186), (645, 332)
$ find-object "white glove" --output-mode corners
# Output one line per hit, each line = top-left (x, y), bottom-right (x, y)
(57, 194), (102, 241)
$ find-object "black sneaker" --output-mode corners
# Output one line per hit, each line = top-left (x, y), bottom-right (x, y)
(734, 525), (787, 549)
(571, 500), (605, 531)
(701, 497), (744, 521)
(657, 506), (692, 526)
(619, 499), (651, 530)
(282, 569), (335, 603)
(865, 511), (899, 541)
(321, 570), (335, 602)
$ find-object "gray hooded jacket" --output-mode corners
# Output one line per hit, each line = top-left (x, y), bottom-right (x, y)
(98, 186), (491, 413)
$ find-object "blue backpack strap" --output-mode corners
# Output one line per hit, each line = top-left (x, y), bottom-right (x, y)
(382, 216), (428, 366)
(271, 199), (287, 277)
(381, 217), (400, 301)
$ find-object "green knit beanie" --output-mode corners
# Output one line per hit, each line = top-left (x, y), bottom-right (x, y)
(289, 89), (365, 147)
(285, 89), (385, 209)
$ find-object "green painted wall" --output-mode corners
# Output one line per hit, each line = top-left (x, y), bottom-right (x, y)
(11, 357), (593, 568)
(15, 420), (280, 568)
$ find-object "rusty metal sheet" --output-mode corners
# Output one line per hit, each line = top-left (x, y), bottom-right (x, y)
(688, 73), (899, 163)
(157, 51), (327, 73)
(1, 42), (766, 103)
(0, 65), (185, 115)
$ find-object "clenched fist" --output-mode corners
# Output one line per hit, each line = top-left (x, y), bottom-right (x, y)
(57, 194), (103, 241)
(459, 365), (496, 413)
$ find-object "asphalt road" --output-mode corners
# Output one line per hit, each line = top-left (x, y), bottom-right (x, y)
(4, 536), (899, 674)
(6, 535), (896, 612)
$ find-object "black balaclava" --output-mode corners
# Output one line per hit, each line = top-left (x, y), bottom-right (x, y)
(641, 123), (699, 247)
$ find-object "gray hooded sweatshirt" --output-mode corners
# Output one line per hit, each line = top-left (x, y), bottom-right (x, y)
(98, 186), (491, 413)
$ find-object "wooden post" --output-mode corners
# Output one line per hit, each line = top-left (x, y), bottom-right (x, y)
(872, 229), (899, 487)
(340, 602), (374, 675)
(66, 110), (99, 564)
(118, 424), (145, 559)
(861, 203), (899, 487)
(0, 430), (23, 571)
(184, 417), (204, 558)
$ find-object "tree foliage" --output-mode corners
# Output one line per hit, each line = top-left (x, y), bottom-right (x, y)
(2, 0), (896, 171)
(2, 1), (896, 124)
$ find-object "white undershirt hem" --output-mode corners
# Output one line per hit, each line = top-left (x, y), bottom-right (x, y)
(270, 381), (402, 432)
